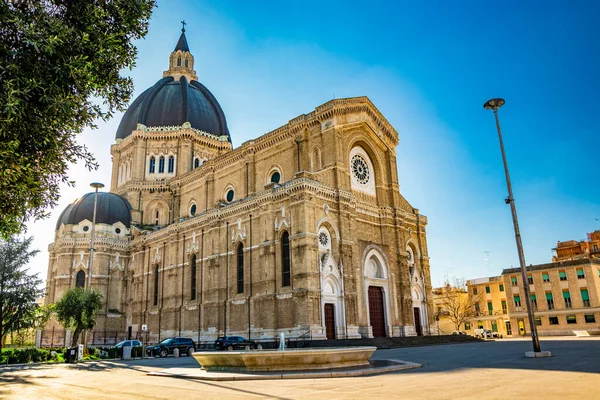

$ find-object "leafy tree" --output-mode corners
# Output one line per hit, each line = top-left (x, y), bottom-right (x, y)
(0, 236), (43, 351)
(55, 288), (103, 347)
(435, 278), (481, 331)
(0, 0), (156, 238)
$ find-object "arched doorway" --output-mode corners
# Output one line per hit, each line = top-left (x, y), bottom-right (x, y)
(361, 247), (391, 338)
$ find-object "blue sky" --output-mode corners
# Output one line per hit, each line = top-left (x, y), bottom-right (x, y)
(26, 0), (600, 286)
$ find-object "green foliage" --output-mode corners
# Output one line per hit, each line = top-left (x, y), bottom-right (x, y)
(1, 347), (63, 364)
(55, 288), (103, 347)
(0, 0), (156, 238)
(0, 236), (43, 351)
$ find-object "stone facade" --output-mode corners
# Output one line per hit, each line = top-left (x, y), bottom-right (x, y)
(44, 34), (433, 345)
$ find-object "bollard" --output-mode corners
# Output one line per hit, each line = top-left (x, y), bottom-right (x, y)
(173, 348), (179, 358)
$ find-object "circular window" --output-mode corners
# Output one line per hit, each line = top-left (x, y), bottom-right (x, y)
(226, 189), (234, 202)
(271, 171), (281, 184)
(190, 204), (197, 216)
(115, 228), (121, 234)
(83, 226), (90, 232)
(351, 154), (370, 185)
(319, 232), (329, 247)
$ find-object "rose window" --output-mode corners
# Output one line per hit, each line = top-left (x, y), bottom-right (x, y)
(319, 232), (329, 247)
(351, 155), (370, 185)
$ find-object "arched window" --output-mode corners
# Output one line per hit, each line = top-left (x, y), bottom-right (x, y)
(281, 232), (291, 287)
(155, 210), (159, 225)
(158, 156), (165, 173)
(194, 157), (200, 169)
(237, 243), (244, 294)
(190, 203), (197, 216)
(190, 254), (197, 301)
(184, 58), (189, 67)
(168, 156), (175, 173)
(270, 171), (281, 184)
(76, 270), (85, 288)
(153, 265), (159, 306)
(177, 56), (181, 66)
(149, 156), (156, 173)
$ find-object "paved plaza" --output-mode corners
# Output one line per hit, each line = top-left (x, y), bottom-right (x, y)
(1, 337), (599, 399)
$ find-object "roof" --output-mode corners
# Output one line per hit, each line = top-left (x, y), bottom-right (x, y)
(174, 31), (190, 52)
(501, 258), (600, 275)
(115, 75), (230, 141)
(56, 192), (132, 230)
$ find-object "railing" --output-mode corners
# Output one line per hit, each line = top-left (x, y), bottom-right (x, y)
(294, 330), (312, 348)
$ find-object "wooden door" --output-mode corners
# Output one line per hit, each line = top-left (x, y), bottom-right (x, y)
(325, 303), (335, 340)
(413, 307), (422, 336)
(368, 286), (386, 337)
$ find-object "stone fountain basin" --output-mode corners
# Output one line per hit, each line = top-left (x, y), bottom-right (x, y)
(192, 346), (377, 372)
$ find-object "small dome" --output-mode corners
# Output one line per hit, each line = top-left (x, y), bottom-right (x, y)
(115, 76), (230, 141)
(56, 192), (132, 230)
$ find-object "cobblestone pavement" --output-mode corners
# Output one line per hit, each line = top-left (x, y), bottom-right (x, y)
(1, 337), (598, 400)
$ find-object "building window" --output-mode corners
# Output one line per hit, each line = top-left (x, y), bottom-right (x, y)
(185, 58), (188, 67)
(473, 288), (478, 295)
(527, 275), (533, 285)
(584, 314), (596, 323)
(549, 316), (559, 325)
(542, 273), (550, 282)
(270, 171), (281, 184)
(237, 243), (244, 294)
(155, 210), (159, 225)
(487, 301), (493, 316)
(485, 286), (490, 294)
(149, 156), (156, 173)
(281, 231), (291, 287)
(511, 276), (518, 286)
(491, 321), (498, 332)
(563, 291), (572, 308)
(464, 322), (471, 330)
(566, 315), (577, 324)
(190, 255), (197, 301)
(546, 292), (554, 310)
(581, 289), (590, 307)
(154, 265), (159, 306)
(499, 284), (504, 292)
(559, 271), (567, 281)
(501, 300), (507, 314)
(535, 317), (542, 326)
(513, 295), (521, 308)
(190, 204), (197, 216)
(505, 321), (512, 336)
(226, 189), (234, 203)
(530, 294), (537, 310)
(576, 269), (585, 279)
(594, 244), (599, 253)
(76, 270), (85, 288)
(158, 156), (165, 173)
(475, 303), (480, 314)
(194, 157), (200, 169)
(168, 156), (175, 173)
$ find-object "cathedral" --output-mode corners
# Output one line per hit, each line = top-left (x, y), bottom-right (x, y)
(43, 28), (433, 345)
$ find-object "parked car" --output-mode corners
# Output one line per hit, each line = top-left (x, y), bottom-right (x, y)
(451, 331), (467, 335)
(474, 329), (502, 339)
(146, 337), (196, 358)
(214, 336), (257, 350)
(109, 340), (143, 358)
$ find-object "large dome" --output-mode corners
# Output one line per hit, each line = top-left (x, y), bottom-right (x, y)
(56, 192), (132, 230)
(115, 75), (230, 141)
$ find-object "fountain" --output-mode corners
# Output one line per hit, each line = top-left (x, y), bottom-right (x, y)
(191, 332), (378, 372)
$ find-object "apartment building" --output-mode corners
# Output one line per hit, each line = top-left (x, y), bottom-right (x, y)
(502, 258), (600, 336)
(465, 276), (511, 337)
(552, 230), (600, 261)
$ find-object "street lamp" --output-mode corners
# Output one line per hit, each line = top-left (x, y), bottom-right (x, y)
(483, 98), (542, 354)
(87, 182), (105, 289)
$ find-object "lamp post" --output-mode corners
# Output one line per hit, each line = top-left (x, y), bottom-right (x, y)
(87, 182), (104, 289)
(483, 98), (541, 353)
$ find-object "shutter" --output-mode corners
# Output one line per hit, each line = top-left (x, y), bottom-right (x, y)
(563, 291), (570, 299)
(546, 292), (553, 300)
(581, 289), (590, 301)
